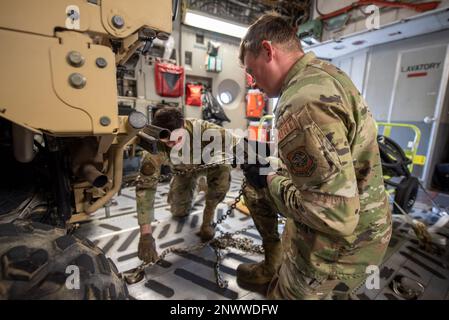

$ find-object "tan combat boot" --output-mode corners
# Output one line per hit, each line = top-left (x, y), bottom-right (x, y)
(198, 205), (215, 241)
(236, 241), (282, 285)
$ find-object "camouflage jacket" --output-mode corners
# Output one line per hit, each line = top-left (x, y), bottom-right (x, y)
(268, 52), (392, 279)
(139, 118), (236, 174)
(136, 118), (235, 226)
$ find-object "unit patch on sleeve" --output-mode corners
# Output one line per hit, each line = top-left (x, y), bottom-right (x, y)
(287, 147), (317, 177)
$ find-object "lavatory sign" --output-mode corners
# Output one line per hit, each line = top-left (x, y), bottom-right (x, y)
(401, 61), (442, 78)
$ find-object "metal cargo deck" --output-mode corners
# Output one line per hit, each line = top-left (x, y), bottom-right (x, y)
(74, 170), (449, 300)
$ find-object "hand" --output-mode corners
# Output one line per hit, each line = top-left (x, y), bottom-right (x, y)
(138, 234), (159, 263)
(266, 172), (278, 186)
(241, 163), (273, 189)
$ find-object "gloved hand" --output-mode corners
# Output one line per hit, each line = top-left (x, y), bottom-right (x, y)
(241, 163), (273, 189)
(138, 234), (159, 263)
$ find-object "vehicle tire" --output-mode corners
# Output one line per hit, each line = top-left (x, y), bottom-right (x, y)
(393, 176), (419, 214)
(0, 220), (128, 300)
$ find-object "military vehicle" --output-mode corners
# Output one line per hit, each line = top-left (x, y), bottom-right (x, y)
(0, 0), (175, 299)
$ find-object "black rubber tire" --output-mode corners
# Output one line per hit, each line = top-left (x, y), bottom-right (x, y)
(0, 220), (128, 300)
(393, 176), (419, 214)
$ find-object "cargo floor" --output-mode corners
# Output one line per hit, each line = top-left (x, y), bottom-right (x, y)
(74, 170), (449, 300)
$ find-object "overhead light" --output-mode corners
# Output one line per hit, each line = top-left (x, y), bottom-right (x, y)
(352, 40), (366, 46)
(333, 44), (346, 50)
(183, 10), (248, 39)
(300, 37), (320, 48)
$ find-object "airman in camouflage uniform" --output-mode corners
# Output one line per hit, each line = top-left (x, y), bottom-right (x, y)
(237, 14), (392, 299)
(136, 115), (233, 263)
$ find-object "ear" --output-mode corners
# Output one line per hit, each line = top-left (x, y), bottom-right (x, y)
(261, 40), (273, 62)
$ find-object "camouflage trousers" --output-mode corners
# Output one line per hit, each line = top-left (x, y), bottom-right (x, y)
(267, 264), (365, 300)
(136, 149), (231, 225)
(243, 183), (369, 300)
(167, 165), (231, 217)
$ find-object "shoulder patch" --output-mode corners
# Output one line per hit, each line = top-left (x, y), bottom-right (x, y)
(278, 116), (298, 141)
(287, 147), (317, 177)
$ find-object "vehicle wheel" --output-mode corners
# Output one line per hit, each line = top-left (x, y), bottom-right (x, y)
(393, 177), (419, 214)
(0, 220), (128, 299)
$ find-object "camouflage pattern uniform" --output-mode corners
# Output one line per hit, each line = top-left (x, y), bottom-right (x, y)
(243, 52), (392, 299)
(136, 119), (233, 229)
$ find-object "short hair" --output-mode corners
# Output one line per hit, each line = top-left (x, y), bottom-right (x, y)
(152, 106), (184, 132)
(239, 12), (302, 65)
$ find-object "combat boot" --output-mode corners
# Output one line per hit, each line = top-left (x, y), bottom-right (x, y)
(198, 205), (215, 241)
(236, 241), (282, 285)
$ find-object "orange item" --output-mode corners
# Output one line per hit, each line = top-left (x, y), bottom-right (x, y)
(246, 90), (265, 119)
(248, 124), (267, 142)
(185, 83), (203, 106)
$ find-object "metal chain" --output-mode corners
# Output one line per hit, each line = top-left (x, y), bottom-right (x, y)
(212, 245), (228, 289)
(125, 157), (235, 187)
(122, 240), (211, 285)
(122, 179), (264, 288)
(213, 180), (246, 227)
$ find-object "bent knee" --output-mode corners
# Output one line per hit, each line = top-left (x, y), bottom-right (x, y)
(170, 204), (192, 217)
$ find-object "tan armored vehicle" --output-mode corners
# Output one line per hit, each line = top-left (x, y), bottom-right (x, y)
(0, 0), (174, 299)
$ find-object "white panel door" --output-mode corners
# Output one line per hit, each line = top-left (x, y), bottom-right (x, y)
(334, 50), (367, 94)
(388, 45), (447, 180)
